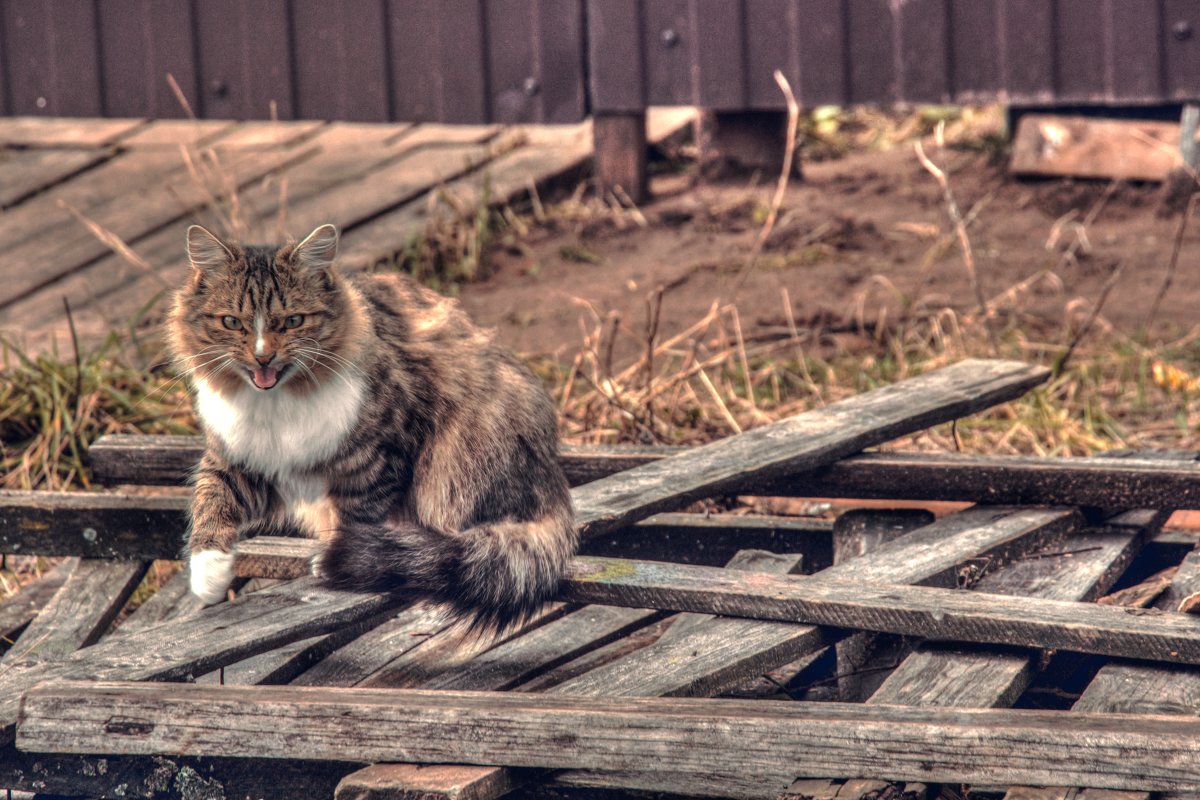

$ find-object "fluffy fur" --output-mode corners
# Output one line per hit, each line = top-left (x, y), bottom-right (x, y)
(169, 223), (577, 632)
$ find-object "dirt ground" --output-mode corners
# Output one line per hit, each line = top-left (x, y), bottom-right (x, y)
(456, 137), (1196, 364)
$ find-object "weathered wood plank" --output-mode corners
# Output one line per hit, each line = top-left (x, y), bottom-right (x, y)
(0, 578), (403, 743)
(546, 506), (1076, 701)
(571, 359), (1048, 537)
(109, 569), (204, 638)
(0, 148), (110, 209)
(868, 521), (1150, 708)
(88, 440), (1200, 511)
(0, 117), (145, 148)
(0, 490), (186, 559)
(345, 552), (803, 800)
(2, 559), (147, 667)
(22, 682), (1200, 791)
(0, 560), (75, 645)
(1003, 550), (1200, 800)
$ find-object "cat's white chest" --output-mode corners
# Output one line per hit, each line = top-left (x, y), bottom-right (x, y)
(193, 373), (366, 478)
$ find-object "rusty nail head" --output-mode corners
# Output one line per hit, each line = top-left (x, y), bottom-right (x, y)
(1175, 20), (1193, 40)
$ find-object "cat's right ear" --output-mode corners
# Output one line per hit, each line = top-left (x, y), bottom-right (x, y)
(186, 225), (234, 274)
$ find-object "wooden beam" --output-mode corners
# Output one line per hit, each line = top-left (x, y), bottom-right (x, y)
(592, 112), (648, 203)
(234, 534), (1200, 667)
(0, 490), (186, 559)
(1, 559), (147, 667)
(0, 578), (405, 743)
(21, 681), (1200, 791)
(569, 360), (1049, 538)
(1003, 550), (1200, 800)
(85, 444), (1200, 511)
(0, 560), (75, 644)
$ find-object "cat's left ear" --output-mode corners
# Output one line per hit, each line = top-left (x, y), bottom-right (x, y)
(293, 224), (339, 272)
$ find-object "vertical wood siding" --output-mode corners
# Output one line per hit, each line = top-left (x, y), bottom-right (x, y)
(0, 0), (586, 123)
(2, 0), (1199, 121)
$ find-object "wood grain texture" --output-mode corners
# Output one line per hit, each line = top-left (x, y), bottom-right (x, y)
(21, 682), (1200, 791)
(2, 559), (147, 667)
(0, 490), (187, 559)
(548, 506), (1075, 701)
(352, 552), (802, 800)
(1004, 551), (1200, 800)
(0, 578), (404, 742)
(0, 560), (75, 643)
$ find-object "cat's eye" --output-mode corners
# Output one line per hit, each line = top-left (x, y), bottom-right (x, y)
(221, 315), (243, 331)
(284, 314), (304, 329)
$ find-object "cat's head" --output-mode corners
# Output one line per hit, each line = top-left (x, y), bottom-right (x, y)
(168, 223), (364, 395)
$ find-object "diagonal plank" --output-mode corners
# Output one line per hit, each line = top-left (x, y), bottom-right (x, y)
(0, 559), (76, 645)
(1003, 549), (1200, 800)
(568, 358), (1048, 538)
(0, 577), (404, 744)
(1, 559), (147, 668)
(21, 682), (1200, 792)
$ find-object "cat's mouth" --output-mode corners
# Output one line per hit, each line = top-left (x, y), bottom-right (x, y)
(249, 363), (288, 390)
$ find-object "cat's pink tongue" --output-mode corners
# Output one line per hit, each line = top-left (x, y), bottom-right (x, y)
(252, 365), (278, 389)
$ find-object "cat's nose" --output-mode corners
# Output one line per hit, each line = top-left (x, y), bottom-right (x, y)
(255, 352), (276, 366)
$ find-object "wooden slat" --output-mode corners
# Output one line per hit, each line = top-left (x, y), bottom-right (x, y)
(868, 522), (1150, 708)
(2, 559), (147, 667)
(235, 535), (1200, 667)
(21, 681), (1200, 792)
(0, 490), (187, 559)
(87, 440), (1200, 513)
(569, 359), (1048, 538)
(1003, 549), (1200, 800)
(0, 561), (75, 646)
(0, 118), (144, 148)
(0, 577), (403, 743)
(336, 550), (801, 799)
(109, 569), (205, 638)
(0, 149), (110, 209)
(549, 506), (1076, 700)
(1010, 114), (1190, 181)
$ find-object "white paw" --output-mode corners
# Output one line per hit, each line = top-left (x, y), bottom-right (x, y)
(190, 549), (235, 604)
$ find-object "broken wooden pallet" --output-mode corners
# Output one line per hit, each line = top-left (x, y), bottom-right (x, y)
(6, 358), (1200, 799)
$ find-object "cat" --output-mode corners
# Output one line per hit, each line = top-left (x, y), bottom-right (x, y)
(167, 223), (577, 631)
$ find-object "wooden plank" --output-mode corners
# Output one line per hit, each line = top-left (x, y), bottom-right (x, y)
(23, 682), (1200, 792)
(88, 442), (1200, 513)
(868, 522), (1150, 708)
(1010, 114), (1191, 181)
(0, 577), (403, 743)
(546, 506), (1076, 701)
(0, 149), (110, 209)
(0, 118), (144, 148)
(109, 569), (205, 638)
(0, 124), (323, 310)
(292, 603), (459, 687)
(568, 359), (1049, 539)
(0, 561), (75, 645)
(0, 490), (186, 559)
(2, 559), (146, 667)
(335, 552), (799, 800)
(1003, 550), (1200, 800)
(592, 112), (648, 203)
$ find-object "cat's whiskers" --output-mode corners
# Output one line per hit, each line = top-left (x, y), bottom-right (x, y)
(296, 338), (365, 377)
(292, 347), (360, 392)
(137, 348), (233, 407)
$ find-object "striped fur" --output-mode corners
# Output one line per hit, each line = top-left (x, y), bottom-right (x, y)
(168, 224), (576, 631)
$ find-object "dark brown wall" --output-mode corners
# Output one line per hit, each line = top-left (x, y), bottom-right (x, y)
(2, 0), (1199, 121)
(587, 0), (1200, 111)
(0, 0), (587, 122)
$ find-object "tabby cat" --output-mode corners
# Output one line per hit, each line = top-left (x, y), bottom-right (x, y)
(168, 223), (576, 631)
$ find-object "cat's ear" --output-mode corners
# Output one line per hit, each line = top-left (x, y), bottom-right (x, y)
(186, 225), (235, 273)
(293, 224), (339, 272)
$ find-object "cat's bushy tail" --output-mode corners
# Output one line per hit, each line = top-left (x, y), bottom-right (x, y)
(318, 512), (577, 633)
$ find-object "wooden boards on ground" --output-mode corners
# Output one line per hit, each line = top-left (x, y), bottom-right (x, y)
(21, 681), (1200, 792)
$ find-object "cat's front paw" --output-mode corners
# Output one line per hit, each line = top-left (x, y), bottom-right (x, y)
(190, 549), (235, 604)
